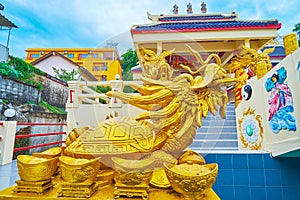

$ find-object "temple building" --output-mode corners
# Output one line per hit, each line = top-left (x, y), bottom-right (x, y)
(131, 5), (281, 73)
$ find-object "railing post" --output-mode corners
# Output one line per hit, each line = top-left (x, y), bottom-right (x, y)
(66, 81), (81, 135)
(0, 121), (17, 165)
(109, 80), (124, 108)
(66, 81), (81, 108)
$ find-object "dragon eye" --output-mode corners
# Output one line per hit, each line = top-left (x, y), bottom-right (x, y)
(242, 85), (252, 100)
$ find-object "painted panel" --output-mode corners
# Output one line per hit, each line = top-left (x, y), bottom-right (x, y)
(236, 48), (300, 155)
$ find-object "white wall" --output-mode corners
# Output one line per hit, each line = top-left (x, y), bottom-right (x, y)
(34, 56), (77, 77)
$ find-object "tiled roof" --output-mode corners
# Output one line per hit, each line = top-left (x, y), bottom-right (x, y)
(159, 14), (237, 22)
(0, 13), (17, 28)
(132, 20), (281, 34)
(30, 51), (98, 81)
(261, 46), (286, 57)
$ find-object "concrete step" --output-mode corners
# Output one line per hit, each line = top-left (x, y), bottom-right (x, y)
(204, 115), (236, 120)
(200, 120), (236, 127)
(196, 126), (237, 133)
(191, 146), (239, 152)
(190, 139), (239, 149)
(194, 132), (238, 140)
(190, 102), (238, 151)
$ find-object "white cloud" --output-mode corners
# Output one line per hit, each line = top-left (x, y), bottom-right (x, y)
(2, 0), (300, 58)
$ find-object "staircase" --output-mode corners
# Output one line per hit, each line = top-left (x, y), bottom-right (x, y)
(190, 103), (239, 153)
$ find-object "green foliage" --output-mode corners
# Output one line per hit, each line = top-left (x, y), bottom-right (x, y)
(52, 67), (80, 82)
(0, 62), (22, 78)
(39, 100), (67, 114)
(8, 56), (45, 77)
(122, 70), (133, 81)
(293, 23), (300, 46)
(121, 48), (138, 81)
(95, 86), (111, 104)
(293, 23), (300, 36)
(123, 85), (138, 93)
(0, 56), (45, 90)
(95, 86), (111, 93)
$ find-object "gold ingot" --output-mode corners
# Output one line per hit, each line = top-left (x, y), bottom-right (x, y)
(178, 149), (206, 165)
(112, 157), (154, 186)
(59, 156), (100, 183)
(164, 163), (218, 200)
(32, 147), (63, 159)
(150, 168), (171, 188)
(17, 155), (58, 182)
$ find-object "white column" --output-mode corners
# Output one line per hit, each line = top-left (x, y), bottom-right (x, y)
(0, 121), (17, 165)
(157, 41), (163, 55)
(66, 81), (81, 108)
(65, 81), (81, 136)
(244, 39), (251, 48)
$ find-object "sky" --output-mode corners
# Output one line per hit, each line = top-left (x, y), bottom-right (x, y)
(0, 0), (299, 59)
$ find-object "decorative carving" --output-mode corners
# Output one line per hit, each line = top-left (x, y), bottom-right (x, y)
(14, 179), (53, 195)
(17, 155), (58, 182)
(238, 107), (264, 150)
(173, 4), (179, 14)
(283, 33), (299, 55)
(14, 155), (58, 195)
(165, 163), (218, 200)
(227, 45), (274, 107)
(59, 156), (100, 183)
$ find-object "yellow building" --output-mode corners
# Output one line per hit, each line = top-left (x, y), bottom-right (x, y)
(25, 48), (122, 81)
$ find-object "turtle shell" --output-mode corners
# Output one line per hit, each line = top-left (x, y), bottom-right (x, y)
(64, 117), (168, 160)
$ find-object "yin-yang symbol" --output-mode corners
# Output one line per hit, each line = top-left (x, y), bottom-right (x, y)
(242, 85), (252, 101)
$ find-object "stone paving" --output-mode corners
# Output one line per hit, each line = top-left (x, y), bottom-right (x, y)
(0, 160), (19, 191)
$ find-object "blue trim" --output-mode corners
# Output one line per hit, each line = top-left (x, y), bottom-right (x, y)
(134, 20), (279, 31)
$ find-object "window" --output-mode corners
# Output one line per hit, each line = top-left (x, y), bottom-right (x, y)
(102, 63), (108, 71)
(92, 54), (98, 58)
(101, 75), (107, 81)
(81, 54), (88, 58)
(103, 52), (114, 60)
(93, 66), (100, 71)
(29, 54), (39, 59)
(78, 54), (88, 59)
(68, 54), (74, 58)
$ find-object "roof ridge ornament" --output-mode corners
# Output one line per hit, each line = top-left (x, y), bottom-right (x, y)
(173, 4), (178, 15)
(201, 2), (207, 14)
(187, 3), (193, 14)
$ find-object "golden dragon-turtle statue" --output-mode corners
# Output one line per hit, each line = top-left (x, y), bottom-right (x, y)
(2, 45), (244, 200)
(64, 44), (238, 167)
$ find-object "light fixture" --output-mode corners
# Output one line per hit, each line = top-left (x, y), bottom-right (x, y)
(4, 108), (16, 118)
(40, 51), (44, 55)
(88, 50), (92, 54)
(64, 50), (68, 54)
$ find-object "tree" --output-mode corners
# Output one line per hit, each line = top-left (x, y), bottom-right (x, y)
(52, 67), (80, 82)
(121, 48), (139, 81)
(293, 22), (300, 46)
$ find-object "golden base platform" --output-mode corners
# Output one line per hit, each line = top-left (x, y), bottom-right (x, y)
(14, 179), (53, 195)
(0, 184), (220, 200)
(114, 184), (149, 200)
(57, 181), (98, 198)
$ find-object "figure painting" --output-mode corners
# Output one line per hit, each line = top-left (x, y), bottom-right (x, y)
(264, 67), (296, 133)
